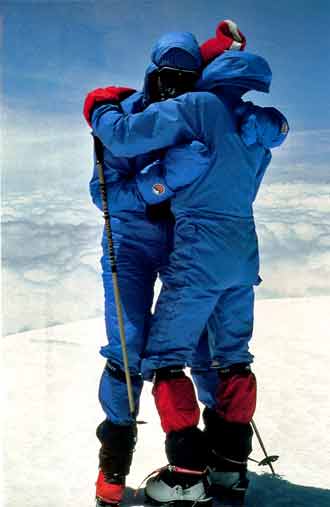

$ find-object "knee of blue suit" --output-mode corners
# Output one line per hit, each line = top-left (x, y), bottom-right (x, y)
(99, 366), (143, 424)
(191, 367), (219, 409)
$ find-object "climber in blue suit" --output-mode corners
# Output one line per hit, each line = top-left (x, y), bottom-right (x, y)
(86, 31), (206, 507)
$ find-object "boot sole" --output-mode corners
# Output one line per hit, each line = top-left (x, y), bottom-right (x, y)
(145, 493), (213, 507)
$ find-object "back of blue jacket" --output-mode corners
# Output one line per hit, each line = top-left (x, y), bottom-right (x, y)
(170, 95), (270, 218)
(91, 52), (289, 287)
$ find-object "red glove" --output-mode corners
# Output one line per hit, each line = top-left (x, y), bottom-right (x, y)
(83, 86), (136, 126)
(200, 19), (246, 66)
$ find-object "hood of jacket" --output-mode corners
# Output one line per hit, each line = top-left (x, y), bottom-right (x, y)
(197, 50), (272, 95)
(143, 31), (202, 104)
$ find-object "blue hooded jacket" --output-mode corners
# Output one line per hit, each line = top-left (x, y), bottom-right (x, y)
(91, 50), (288, 219)
(89, 31), (202, 216)
(89, 32), (277, 215)
(89, 34), (288, 220)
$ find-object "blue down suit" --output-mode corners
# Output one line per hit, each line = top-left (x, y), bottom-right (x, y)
(91, 43), (289, 421)
(90, 33), (203, 424)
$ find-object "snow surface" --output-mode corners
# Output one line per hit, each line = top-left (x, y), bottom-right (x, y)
(2, 297), (330, 506)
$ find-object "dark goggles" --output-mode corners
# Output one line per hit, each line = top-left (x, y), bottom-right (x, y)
(157, 66), (199, 97)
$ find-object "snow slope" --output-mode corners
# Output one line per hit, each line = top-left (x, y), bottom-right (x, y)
(2, 297), (330, 506)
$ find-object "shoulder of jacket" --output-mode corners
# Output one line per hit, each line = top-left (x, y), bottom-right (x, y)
(182, 90), (219, 101)
(182, 91), (226, 110)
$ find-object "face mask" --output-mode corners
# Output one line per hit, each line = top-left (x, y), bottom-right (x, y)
(148, 66), (199, 102)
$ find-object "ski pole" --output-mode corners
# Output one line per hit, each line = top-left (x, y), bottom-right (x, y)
(251, 418), (278, 475)
(93, 133), (135, 418)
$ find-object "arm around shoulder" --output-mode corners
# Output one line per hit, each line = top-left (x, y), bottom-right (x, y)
(91, 92), (215, 158)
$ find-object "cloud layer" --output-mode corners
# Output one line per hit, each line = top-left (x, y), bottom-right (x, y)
(2, 191), (104, 335)
(254, 182), (330, 298)
(2, 180), (330, 336)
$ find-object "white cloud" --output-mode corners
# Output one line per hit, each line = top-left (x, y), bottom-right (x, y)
(2, 190), (104, 335)
(2, 181), (330, 335)
(264, 129), (330, 184)
(254, 182), (330, 299)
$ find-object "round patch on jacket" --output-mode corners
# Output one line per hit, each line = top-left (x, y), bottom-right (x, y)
(281, 121), (289, 134)
(152, 183), (166, 195)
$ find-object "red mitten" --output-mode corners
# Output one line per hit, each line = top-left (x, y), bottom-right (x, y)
(83, 86), (136, 126)
(200, 19), (246, 66)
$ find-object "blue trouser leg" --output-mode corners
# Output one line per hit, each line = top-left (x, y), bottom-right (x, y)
(191, 287), (255, 409)
(208, 286), (255, 368)
(142, 221), (221, 380)
(100, 234), (157, 372)
(142, 218), (256, 382)
(99, 216), (172, 423)
(191, 328), (218, 409)
(142, 269), (219, 379)
(98, 367), (143, 425)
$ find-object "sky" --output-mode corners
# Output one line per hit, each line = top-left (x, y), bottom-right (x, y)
(1, 0), (330, 335)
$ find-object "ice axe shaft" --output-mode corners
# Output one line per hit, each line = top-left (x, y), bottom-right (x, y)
(93, 134), (135, 418)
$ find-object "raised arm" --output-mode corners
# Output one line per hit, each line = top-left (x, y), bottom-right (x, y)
(91, 96), (198, 157)
(84, 87), (219, 158)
